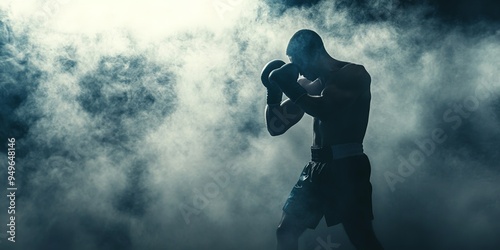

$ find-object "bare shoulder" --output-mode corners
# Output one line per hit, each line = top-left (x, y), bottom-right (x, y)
(335, 63), (371, 87)
(342, 63), (369, 76)
(321, 63), (370, 99)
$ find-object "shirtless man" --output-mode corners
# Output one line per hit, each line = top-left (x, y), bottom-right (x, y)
(260, 29), (384, 250)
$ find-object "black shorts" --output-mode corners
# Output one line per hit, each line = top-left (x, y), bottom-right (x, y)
(282, 147), (374, 229)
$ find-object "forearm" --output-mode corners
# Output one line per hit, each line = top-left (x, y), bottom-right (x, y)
(265, 100), (304, 136)
(261, 59), (286, 105)
(268, 63), (332, 120)
(265, 104), (286, 136)
(294, 94), (328, 120)
(272, 74), (328, 120)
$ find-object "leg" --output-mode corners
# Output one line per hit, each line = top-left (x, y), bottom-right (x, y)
(342, 218), (383, 250)
(276, 212), (308, 250)
(278, 162), (324, 249)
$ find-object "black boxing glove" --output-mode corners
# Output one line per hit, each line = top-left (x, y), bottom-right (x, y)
(261, 59), (286, 105)
(269, 63), (307, 103)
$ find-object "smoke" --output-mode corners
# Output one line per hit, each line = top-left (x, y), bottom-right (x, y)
(0, 0), (499, 249)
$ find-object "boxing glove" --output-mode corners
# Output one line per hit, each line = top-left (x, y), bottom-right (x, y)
(261, 59), (286, 105)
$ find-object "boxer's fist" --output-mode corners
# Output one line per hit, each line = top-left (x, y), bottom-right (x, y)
(268, 63), (300, 87)
(261, 59), (286, 89)
(269, 63), (307, 103)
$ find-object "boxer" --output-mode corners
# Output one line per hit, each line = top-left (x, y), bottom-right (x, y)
(261, 29), (384, 250)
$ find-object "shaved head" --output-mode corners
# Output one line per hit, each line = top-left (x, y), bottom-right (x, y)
(286, 29), (327, 61)
(286, 29), (329, 80)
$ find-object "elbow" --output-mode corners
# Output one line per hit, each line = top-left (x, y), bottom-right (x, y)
(265, 115), (287, 136)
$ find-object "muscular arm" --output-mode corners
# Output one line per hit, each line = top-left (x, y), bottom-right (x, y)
(265, 98), (305, 136)
(271, 63), (371, 121)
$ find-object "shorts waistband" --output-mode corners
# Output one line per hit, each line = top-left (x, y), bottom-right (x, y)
(311, 143), (364, 162)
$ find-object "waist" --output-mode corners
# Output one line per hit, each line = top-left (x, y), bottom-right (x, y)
(311, 143), (364, 162)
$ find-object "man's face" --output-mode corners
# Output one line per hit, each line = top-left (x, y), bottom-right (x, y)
(288, 54), (318, 81)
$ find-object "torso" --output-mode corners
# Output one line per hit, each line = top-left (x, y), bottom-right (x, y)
(298, 64), (371, 147)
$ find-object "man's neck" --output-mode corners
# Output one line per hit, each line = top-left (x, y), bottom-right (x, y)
(318, 56), (344, 81)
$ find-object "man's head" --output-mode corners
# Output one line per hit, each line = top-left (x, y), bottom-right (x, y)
(286, 29), (328, 80)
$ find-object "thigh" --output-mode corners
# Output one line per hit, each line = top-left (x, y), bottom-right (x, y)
(322, 155), (374, 226)
(282, 162), (324, 229)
